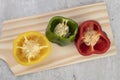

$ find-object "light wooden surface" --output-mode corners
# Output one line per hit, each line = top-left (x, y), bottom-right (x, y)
(0, 2), (116, 76)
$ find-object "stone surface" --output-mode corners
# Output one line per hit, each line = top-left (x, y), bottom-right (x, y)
(0, 0), (119, 80)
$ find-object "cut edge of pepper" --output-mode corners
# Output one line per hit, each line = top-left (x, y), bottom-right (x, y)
(75, 20), (111, 56)
(46, 16), (78, 46)
(13, 31), (51, 66)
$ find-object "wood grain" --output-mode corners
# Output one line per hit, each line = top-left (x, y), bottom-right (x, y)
(0, 2), (116, 76)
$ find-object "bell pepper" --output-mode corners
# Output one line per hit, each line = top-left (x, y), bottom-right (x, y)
(46, 16), (78, 46)
(75, 20), (110, 56)
(13, 31), (51, 66)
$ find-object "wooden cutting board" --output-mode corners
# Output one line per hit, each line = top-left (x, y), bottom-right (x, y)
(0, 2), (116, 76)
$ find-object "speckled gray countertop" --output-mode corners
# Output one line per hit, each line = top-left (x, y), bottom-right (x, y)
(0, 0), (119, 80)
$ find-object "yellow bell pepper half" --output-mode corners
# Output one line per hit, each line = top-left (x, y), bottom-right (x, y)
(13, 31), (51, 66)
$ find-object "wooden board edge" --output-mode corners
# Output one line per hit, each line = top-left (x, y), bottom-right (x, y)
(15, 51), (116, 76)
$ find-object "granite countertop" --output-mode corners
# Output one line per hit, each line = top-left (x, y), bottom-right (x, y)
(0, 0), (119, 80)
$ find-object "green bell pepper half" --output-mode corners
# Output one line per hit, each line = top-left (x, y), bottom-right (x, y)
(45, 16), (78, 46)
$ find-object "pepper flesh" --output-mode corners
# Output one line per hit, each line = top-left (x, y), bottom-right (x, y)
(75, 20), (110, 56)
(46, 16), (78, 46)
(17, 36), (48, 63)
(13, 31), (51, 66)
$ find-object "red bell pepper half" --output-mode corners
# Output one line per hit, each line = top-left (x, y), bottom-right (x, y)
(75, 20), (110, 56)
